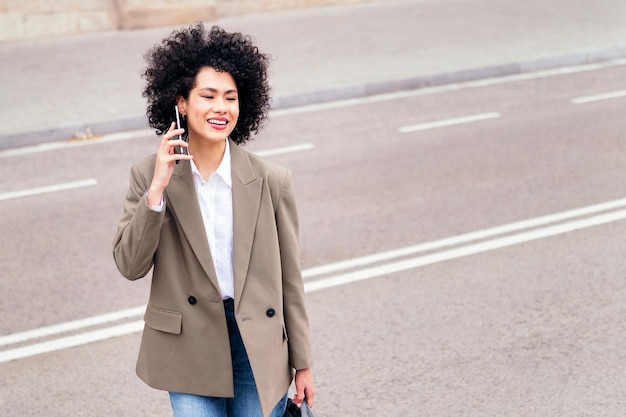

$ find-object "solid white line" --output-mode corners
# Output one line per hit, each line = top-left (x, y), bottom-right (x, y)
(302, 196), (626, 278)
(0, 306), (145, 347)
(2, 58), (623, 160)
(0, 132), (313, 160)
(303, 208), (626, 292)
(0, 129), (154, 158)
(271, 59), (626, 116)
(398, 112), (501, 133)
(0, 321), (144, 364)
(571, 89), (626, 104)
(0, 179), (97, 201)
(2, 59), (624, 160)
(3, 198), (626, 363)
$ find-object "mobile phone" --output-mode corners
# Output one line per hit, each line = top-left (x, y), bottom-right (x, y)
(174, 105), (188, 163)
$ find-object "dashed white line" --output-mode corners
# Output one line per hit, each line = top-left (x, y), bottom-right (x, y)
(3, 58), (624, 159)
(255, 143), (315, 156)
(0, 144), (313, 203)
(571, 89), (626, 104)
(271, 59), (626, 116)
(0, 132), (314, 159)
(398, 112), (501, 133)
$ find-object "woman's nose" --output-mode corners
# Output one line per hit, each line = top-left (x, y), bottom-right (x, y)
(212, 98), (227, 113)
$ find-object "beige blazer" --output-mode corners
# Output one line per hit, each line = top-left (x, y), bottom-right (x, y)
(113, 139), (312, 417)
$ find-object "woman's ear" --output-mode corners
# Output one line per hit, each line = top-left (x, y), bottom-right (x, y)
(176, 96), (186, 116)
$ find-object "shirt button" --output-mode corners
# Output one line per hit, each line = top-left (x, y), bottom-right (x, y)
(266, 308), (275, 318)
(188, 296), (197, 305)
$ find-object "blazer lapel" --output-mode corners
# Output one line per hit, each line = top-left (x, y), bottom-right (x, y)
(230, 140), (263, 308)
(164, 160), (220, 293)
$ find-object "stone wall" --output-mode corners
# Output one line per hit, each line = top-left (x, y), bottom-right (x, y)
(0, 0), (376, 42)
(0, 0), (118, 41)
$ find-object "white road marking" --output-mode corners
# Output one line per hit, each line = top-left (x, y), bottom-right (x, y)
(2, 58), (625, 160)
(2, 198), (626, 363)
(0, 306), (145, 347)
(271, 59), (626, 116)
(0, 133), (313, 159)
(0, 144), (313, 202)
(0, 129), (154, 157)
(398, 112), (501, 133)
(0, 179), (97, 201)
(304, 208), (626, 292)
(0, 321), (144, 364)
(302, 196), (626, 278)
(571, 89), (626, 104)
(254, 143), (315, 156)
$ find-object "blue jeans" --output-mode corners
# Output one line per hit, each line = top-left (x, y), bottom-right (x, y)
(169, 299), (288, 417)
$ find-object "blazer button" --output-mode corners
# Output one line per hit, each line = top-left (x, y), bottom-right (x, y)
(188, 296), (197, 305)
(266, 308), (275, 318)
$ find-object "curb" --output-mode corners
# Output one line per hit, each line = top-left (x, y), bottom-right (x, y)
(271, 45), (626, 108)
(2, 45), (626, 150)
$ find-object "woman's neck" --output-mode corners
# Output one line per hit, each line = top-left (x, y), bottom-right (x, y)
(188, 137), (227, 181)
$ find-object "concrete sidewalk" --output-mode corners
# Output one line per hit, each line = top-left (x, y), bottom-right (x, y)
(2, 0), (626, 149)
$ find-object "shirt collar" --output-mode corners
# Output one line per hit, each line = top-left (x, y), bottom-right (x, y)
(189, 139), (232, 187)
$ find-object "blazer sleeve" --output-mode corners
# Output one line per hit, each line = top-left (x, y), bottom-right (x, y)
(277, 169), (313, 370)
(113, 159), (166, 280)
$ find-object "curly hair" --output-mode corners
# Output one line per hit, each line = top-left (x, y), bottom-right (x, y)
(142, 23), (271, 145)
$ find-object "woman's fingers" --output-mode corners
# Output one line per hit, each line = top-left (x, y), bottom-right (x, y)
(293, 368), (315, 408)
(163, 121), (185, 141)
(161, 122), (185, 152)
(150, 123), (191, 191)
(158, 122), (190, 161)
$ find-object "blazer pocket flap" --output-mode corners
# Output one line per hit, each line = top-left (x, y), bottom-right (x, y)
(144, 305), (182, 335)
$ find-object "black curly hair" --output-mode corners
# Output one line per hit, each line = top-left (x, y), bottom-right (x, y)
(142, 23), (271, 145)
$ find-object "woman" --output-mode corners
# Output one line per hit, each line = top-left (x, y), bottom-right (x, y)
(113, 24), (314, 417)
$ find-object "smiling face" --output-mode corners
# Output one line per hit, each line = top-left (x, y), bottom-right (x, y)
(177, 66), (240, 146)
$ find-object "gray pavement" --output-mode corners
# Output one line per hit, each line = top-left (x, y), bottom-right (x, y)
(2, 0), (626, 149)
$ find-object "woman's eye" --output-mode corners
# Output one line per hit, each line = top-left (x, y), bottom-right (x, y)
(202, 96), (214, 99)
(227, 97), (237, 101)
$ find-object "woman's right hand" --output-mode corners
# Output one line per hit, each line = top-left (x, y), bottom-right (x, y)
(147, 122), (192, 206)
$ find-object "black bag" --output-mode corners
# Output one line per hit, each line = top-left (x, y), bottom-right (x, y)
(284, 398), (316, 417)
(284, 398), (301, 417)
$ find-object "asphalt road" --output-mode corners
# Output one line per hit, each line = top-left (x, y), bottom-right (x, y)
(2, 61), (626, 416)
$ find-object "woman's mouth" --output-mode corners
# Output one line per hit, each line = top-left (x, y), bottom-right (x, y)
(208, 118), (228, 130)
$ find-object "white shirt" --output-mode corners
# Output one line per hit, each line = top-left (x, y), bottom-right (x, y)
(190, 140), (234, 300)
(148, 140), (234, 300)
